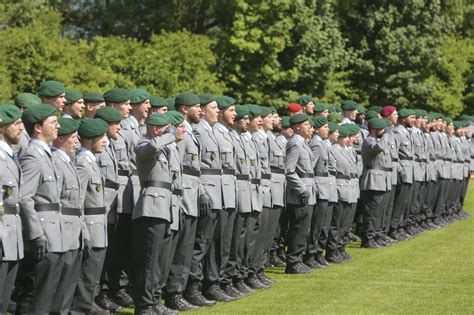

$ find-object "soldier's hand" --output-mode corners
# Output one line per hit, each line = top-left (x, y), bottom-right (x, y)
(299, 190), (310, 205)
(31, 235), (47, 260)
(200, 194), (211, 217)
(165, 124), (177, 137)
(83, 245), (90, 260)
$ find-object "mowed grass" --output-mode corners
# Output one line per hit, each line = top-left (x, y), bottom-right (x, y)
(120, 181), (474, 314)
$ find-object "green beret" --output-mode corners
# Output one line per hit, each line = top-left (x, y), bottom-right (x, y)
(312, 115), (328, 128)
(165, 110), (184, 125)
(22, 104), (57, 125)
(150, 96), (168, 108)
(314, 103), (328, 112)
(65, 89), (83, 104)
(216, 96), (235, 109)
(398, 108), (415, 118)
(0, 105), (22, 125)
(308, 119), (315, 128)
(38, 80), (65, 97)
(78, 118), (108, 139)
(281, 116), (291, 128)
(427, 113), (437, 123)
(357, 105), (366, 114)
(146, 113), (170, 126)
(15, 93), (42, 109)
(269, 107), (276, 114)
(365, 110), (379, 120)
(459, 114), (472, 122)
(453, 121), (462, 130)
(95, 107), (122, 123)
(289, 113), (309, 125)
(175, 92), (199, 106)
(444, 117), (453, 125)
(129, 89), (150, 104)
(199, 93), (216, 105)
(368, 118), (386, 129)
(84, 92), (105, 103)
(235, 105), (249, 120)
(367, 106), (382, 113)
(328, 112), (343, 123)
(166, 97), (176, 110)
(296, 95), (313, 106)
(341, 100), (358, 111)
(348, 124), (360, 135)
(338, 124), (352, 137)
(260, 106), (272, 117)
(247, 104), (261, 119)
(462, 120), (472, 127)
(58, 117), (79, 136)
(103, 88), (130, 103)
(328, 122), (339, 133)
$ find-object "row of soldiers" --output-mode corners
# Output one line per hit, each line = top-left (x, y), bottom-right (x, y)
(0, 80), (472, 314)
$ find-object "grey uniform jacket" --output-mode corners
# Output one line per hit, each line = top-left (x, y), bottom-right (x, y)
(241, 131), (262, 212)
(330, 143), (358, 203)
(230, 130), (252, 213)
(423, 132), (437, 182)
(430, 131), (443, 178)
(19, 139), (64, 252)
(214, 122), (237, 209)
(267, 131), (286, 207)
(253, 130), (272, 208)
(52, 148), (83, 251)
(133, 133), (176, 221)
(176, 120), (200, 217)
(439, 132), (452, 179)
(461, 136), (471, 178)
(285, 134), (316, 206)
(96, 139), (119, 224)
(360, 136), (391, 192)
(168, 142), (183, 231)
(0, 142), (23, 261)
(76, 149), (107, 249)
(309, 135), (337, 203)
(450, 136), (464, 180)
(193, 120), (223, 210)
(112, 132), (132, 214)
(393, 124), (414, 184)
(13, 131), (30, 159)
(411, 127), (426, 182)
(382, 128), (397, 186)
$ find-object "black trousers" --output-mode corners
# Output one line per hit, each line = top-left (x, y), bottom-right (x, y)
(17, 251), (63, 314)
(271, 206), (288, 254)
(460, 177), (470, 211)
(203, 208), (236, 286)
(327, 201), (344, 253)
(376, 189), (391, 236)
(433, 179), (449, 219)
(391, 182), (414, 230)
(0, 251), (18, 313)
(247, 211), (262, 276)
(286, 204), (312, 266)
(155, 224), (180, 300)
(253, 206), (271, 273)
(424, 180), (437, 221)
(340, 202), (357, 247)
(52, 249), (82, 313)
(165, 214), (198, 294)
(361, 190), (385, 241)
(316, 202), (334, 254)
(383, 186), (396, 233)
(189, 209), (218, 283)
(132, 217), (170, 310)
(224, 211), (250, 283)
(103, 213), (132, 292)
(406, 181), (422, 226)
(306, 200), (328, 259)
(70, 248), (107, 313)
(263, 206), (282, 264)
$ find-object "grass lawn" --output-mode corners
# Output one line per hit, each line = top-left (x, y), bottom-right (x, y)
(120, 181), (474, 314)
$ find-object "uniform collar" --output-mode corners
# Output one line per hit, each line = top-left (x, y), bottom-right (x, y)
(52, 147), (71, 163)
(80, 148), (96, 162)
(0, 140), (13, 157)
(32, 138), (52, 156)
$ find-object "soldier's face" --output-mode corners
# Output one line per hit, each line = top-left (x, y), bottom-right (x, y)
(46, 93), (66, 112)
(282, 127), (293, 139)
(108, 122), (121, 140)
(39, 116), (60, 142)
(68, 99), (85, 119)
(149, 107), (167, 115)
(202, 101), (219, 124)
(295, 121), (312, 139)
(262, 114), (274, 131)
(3, 118), (24, 145)
(317, 124), (329, 138)
(329, 130), (339, 142)
(113, 101), (131, 118)
(175, 123), (186, 142)
(132, 100), (151, 124)
(186, 104), (201, 124)
(305, 102), (315, 115)
(91, 134), (107, 153)
(389, 111), (398, 125)
(221, 106), (236, 126)
(236, 116), (249, 132)
(346, 109), (357, 120)
(320, 110), (329, 117)
(60, 132), (79, 154)
(273, 114), (281, 130)
(249, 116), (262, 131)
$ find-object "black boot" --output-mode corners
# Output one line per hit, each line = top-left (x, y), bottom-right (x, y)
(203, 282), (236, 302)
(164, 292), (199, 311)
(183, 280), (216, 307)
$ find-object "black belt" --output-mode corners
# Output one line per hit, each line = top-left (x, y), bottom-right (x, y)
(200, 169), (222, 175)
(297, 173), (314, 178)
(84, 207), (106, 215)
(351, 174), (359, 179)
(315, 171), (336, 177)
(61, 207), (82, 216)
(172, 188), (183, 196)
(143, 180), (172, 190)
(3, 204), (20, 215)
(105, 180), (120, 190)
(415, 159), (425, 162)
(443, 158), (451, 162)
(118, 169), (138, 176)
(261, 174), (272, 180)
(270, 167), (285, 174)
(182, 166), (200, 177)
(35, 203), (60, 212)
(336, 173), (351, 180)
(236, 174), (250, 180)
(392, 158), (399, 162)
(399, 156), (413, 161)
(223, 169), (235, 175)
(367, 166), (392, 172)
(250, 179), (261, 185)
(430, 158), (436, 161)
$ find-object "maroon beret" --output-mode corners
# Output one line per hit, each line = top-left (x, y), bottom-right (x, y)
(287, 103), (303, 113)
(380, 105), (397, 118)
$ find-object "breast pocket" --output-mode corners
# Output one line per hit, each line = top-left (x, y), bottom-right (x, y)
(114, 143), (127, 161)
(2, 179), (18, 204)
(205, 147), (219, 163)
(220, 148), (233, 166)
(89, 177), (103, 199)
(40, 172), (57, 197)
(271, 152), (284, 168)
(186, 146), (199, 165)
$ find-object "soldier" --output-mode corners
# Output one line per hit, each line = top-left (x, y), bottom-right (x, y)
(0, 105), (24, 313)
(63, 89), (85, 120)
(340, 100), (358, 125)
(38, 80), (67, 112)
(129, 89), (151, 136)
(164, 92), (203, 310)
(459, 119), (471, 218)
(296, 95), (315, 116)
(284, 113), (316, 274)
(84, 93), (106, 119)
(50, 118), (84, 313)
(95, 107), (131, 309)
(359, 118), (391, 248)
(71, 118), (109, 313)
(17, 104), (63, 314)
(304, 116), (335, 268)
(314, 103), (330, 117)
(286, 103), (303, 117)
(13, 93), (42, 158)
(132, 113), (176, 314)
(447, 120), (463, 220)
(149, 96), (169, 115)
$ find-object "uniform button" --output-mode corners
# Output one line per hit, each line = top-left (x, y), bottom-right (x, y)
(40, 218), (44, 222)
(154, 193), (158, 196)
(90, 221), (94, 224)
(48, 176), (52, 179)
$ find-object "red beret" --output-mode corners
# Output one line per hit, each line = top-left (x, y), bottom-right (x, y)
(287, 103), (303, 113)
(380, 105), (397, 118)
